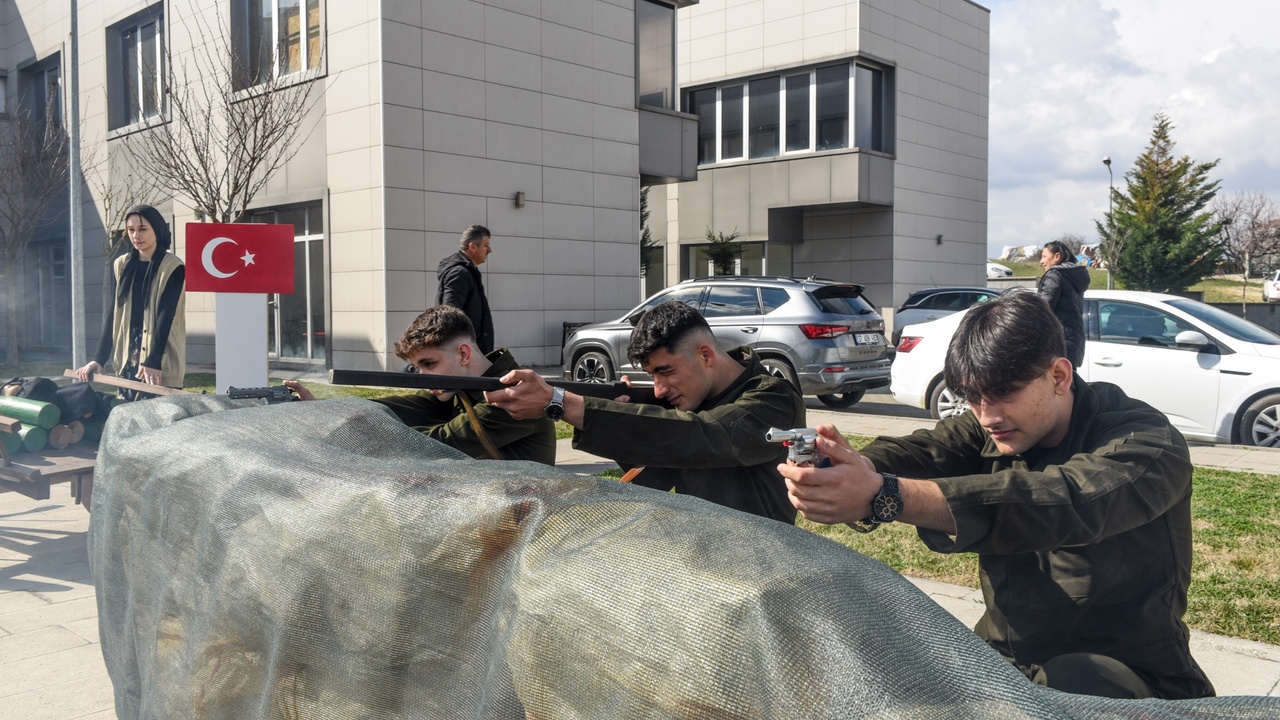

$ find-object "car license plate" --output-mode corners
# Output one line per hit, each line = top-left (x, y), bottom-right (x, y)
(853, 333), (880, 345)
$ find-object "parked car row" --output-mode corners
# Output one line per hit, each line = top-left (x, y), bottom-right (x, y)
(561, 276), (891, 408)
(890, 289), (1280, 447)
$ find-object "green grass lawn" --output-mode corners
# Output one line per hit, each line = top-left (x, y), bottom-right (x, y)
(996, 259), (1265, 303)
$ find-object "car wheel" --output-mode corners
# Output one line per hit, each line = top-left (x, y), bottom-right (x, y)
(759, 357), (799, 392)
(1239, 393), (1280, 448)
(572, 350), (614, 384)
(817, 390), (866, 408)
(929, 381), (969, 421)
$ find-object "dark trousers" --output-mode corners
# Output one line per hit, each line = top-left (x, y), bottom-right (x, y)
(1030, 653), (1154, 699)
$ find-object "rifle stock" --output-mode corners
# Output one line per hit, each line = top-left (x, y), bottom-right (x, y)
(328, 369), (653, 402)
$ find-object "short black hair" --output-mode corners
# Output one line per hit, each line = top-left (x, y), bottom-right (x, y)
(394, 306), (478, 361)
(944, 291), (1067, 403)
(627, 301), (713, 366)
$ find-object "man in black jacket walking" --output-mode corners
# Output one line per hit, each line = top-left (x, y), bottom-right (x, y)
(437, 224), (495, 353)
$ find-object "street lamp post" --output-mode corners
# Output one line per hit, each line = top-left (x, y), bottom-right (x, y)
(1103, 156), (1113, 289)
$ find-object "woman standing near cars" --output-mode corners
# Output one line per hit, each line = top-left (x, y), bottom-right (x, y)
(76, 205), (185, 398)
(1037, 239), (1090, 368)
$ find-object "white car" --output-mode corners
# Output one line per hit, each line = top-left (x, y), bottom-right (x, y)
(890, 290), (1280, 447)
(1264, 270), (1280, 302)
(986, 262), (1013, 279)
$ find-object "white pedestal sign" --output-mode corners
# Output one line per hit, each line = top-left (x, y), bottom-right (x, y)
(214, 293), (269, 394)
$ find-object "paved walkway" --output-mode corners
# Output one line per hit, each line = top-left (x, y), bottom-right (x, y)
(3, 397), (1279, 717)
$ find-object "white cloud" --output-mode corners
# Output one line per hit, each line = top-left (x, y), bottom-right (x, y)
(982, 0), (1280, 256)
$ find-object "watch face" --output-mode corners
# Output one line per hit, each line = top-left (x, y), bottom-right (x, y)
(872, 490), (902, 522)
(545, 403), (565, 422)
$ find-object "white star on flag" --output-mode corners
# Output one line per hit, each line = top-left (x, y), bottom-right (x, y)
(241, 250), (256, 266)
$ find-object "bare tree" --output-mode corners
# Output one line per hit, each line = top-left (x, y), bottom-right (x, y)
(1050, 233), (1086, 255)
(0, 104), (71, 364)
(1211, 191), (1280, 306)
(123, 4), (321, 223)
(82, 141), (161, 265)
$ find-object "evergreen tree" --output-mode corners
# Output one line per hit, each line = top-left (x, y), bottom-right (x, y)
(1095, 114), (1223, 292)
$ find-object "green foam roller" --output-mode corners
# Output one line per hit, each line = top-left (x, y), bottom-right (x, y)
(1, 430), (19, 455)
(18, 424), (47, 453)
(0, 396), (60, 429)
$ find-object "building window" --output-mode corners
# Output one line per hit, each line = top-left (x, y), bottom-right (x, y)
(0, 75), (7, 114)
(246, 202), (326, 362)
(815, 64), (849, 151)
(685, 61), (892, 166)
(636, 0), (676, 110)
(232, 0), (322, 89)
(109, 5), (164, 130)
(24, 61), (61, 139)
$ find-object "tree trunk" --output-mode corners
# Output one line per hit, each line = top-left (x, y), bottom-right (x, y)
(4, 255), (20, 365)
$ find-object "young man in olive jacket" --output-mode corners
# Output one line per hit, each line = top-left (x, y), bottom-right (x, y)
(486, 301), (805, 523)
(285, 306), (554, 464)
(780, 292), (1213, 700)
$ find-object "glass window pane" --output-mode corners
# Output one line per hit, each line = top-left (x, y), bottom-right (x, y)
(278, 0), (302, 75)
(816, 64), (848, 151)
(122, 28), (139, 124)
(306, 203), (323, 235)
(308, 238), (326, 359)
(252, 0), (271, 84)
(855, 65), (883, 151)
(690, 88), (717, 165)
(721, 85), (743, 160)
(636, 0), (675, 109)
(140, 22), (159, 119)
(279, 241), (309, 358)
(306, 0), (321, 70)
(704, 286), (762, 318)
(748, 76), (779, 159)
(785, 74), (809, 151)
(277, 207), (306, 234)
(761, 287), (790, 314)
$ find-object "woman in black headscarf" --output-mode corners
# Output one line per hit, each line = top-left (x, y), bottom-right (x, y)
(1036, 239), (1090, 369)
(76, 205), (186, 398)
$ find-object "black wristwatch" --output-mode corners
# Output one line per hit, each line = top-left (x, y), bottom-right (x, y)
(850, 472), (903, 534)
(544, 386), (566, 421)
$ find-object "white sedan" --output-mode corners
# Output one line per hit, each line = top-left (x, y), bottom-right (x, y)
(890, 290), (1280, 447)
(986, 262), (1013, 279)
(1264, 270), (1280, 302)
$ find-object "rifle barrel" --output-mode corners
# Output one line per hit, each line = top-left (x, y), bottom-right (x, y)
(328, 369), (647, 401)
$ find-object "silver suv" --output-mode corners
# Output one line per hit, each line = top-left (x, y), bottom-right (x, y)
(561, 276), (891, 408)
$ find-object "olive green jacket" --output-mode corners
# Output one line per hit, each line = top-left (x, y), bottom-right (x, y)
(372, 349), (555, 465)
(573, 347), (804, 523)
(860, 379), (1213, 699)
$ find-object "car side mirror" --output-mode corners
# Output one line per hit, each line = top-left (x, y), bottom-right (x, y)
(1174, 330), (1212, 349)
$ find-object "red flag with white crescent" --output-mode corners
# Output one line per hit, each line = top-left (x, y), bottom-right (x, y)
(185, 223), (295, 294)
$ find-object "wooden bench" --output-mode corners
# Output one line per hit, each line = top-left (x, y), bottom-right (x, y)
(0, 413), (96, 503)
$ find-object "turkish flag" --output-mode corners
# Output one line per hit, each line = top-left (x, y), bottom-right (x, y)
(186, 223), (295, 294)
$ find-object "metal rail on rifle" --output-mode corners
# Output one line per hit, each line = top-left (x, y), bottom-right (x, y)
(329, 369), (652, 402)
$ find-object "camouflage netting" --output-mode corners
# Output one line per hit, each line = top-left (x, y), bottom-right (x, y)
(90, 396), (1280, 719)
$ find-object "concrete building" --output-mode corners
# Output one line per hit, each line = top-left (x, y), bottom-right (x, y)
(1, 0), (986, 374)
(648, 0), (990, 309)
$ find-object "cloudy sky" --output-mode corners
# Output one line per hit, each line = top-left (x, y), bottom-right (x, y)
(983, 0), (1280, 257)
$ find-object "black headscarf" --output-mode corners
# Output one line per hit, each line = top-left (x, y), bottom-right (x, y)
(115, 205), (173, 307)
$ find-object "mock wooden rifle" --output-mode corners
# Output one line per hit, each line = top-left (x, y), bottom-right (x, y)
(328, 369), (654, 403)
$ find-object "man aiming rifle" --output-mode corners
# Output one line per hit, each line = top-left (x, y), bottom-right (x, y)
(285, 306), (555, 464)
(485, 301), (804, 523)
